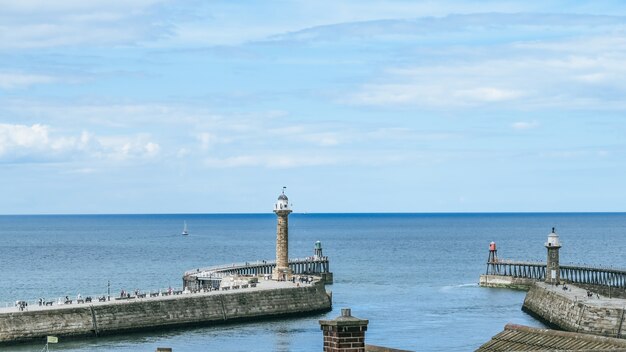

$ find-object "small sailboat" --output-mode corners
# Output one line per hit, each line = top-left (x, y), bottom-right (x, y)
(182, 221), (189, 236)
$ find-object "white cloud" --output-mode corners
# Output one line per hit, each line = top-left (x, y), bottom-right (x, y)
(0, 0), (623, 53)
(512, 121), (539, 130)
(345, 83), (525, 107)
(0, 123), (160, 162)
(0, 0), (163, 13)
(203, 154), (340, 169)
(539, 149), (610, 159)
(269, 126), (343, 147)
(201, 148), (425, 169)
(197, 132), (233, 151)
(91, 135), (161, 161)
(0, 0), (170, 48)
(165, 4), (626, 47)
(455, 87), (524, 102)
(302, 133), (341, 146)
(0, 124), (50, 154)
(341, 20), (626, 110)
(0, 72), (56, 89)
(2, 102), (210, 129)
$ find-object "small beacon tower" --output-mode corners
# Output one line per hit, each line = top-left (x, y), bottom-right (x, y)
(273, 187), (293, 280)
(545, 227), (561, 284)
(314, 240), (324, 258)
(486, 241), (499, 275)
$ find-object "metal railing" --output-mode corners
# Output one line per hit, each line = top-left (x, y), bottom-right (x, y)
(486, 259), (626, 289)
(0, 286), (185, 313)
(183, 256), (329, 277)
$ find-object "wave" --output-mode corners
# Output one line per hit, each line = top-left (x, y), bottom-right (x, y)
(439, 283), (478, 291)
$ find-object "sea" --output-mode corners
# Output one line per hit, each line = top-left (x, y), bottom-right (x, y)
(1, 213), (625, 351)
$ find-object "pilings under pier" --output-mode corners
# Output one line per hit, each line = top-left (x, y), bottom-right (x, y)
(481, 260), (626, 293)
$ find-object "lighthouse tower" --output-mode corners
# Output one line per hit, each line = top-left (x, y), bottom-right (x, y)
(272, 187), (293, 280)
(545, 227), (562, 284)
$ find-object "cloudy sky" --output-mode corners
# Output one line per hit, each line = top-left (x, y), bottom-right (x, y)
(1, 1), (625, 214)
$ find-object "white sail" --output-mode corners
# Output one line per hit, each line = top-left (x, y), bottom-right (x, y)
(182, 221), (189, 235)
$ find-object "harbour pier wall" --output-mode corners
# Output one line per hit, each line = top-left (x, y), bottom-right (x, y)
(478, 274), (535, 290)
(0, 281), (331, 345)
(522, 282), (626, 339)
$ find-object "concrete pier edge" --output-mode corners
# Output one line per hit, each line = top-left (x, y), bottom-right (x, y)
(0, 281), (332, 345)
(522, 281), (626, 339)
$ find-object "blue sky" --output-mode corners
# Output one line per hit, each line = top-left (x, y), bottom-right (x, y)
(1, 1), (626, 214)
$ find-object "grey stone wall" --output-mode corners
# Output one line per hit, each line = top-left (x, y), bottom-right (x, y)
(0, 282), (331, 344)
(522, 283), (626, 338)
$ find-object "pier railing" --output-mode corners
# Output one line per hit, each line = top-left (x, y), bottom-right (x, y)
(184, 256), (330, 279)
(0, 285), (186, 313)
(486, 259), (626, 289)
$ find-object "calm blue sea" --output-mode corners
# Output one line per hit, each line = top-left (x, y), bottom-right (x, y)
(1, 213), (625, 351)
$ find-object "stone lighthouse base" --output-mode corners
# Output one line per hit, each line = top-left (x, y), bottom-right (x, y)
(272, 267), (293, 281)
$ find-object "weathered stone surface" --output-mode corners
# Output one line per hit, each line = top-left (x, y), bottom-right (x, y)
(0, 282), (331, 344)
(479, 274), (535, 290)
(273, 210), (293, 280)
(522, 282), (626, 339)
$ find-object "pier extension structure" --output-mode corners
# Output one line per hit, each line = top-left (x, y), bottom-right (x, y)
(480, 227), (626, 341)
(0, 189), (333, 345)
(480, 228), (626, 294)
(183, 241), (333, 291)
(183, 189), (333, 290)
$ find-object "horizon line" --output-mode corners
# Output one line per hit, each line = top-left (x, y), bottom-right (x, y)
(1, 211), (625, 216)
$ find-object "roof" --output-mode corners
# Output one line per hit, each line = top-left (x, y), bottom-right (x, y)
(476, 324), (626, 352)
(366, 344), (413, 352)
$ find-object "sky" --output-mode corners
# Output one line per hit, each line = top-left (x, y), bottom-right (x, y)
(1, 0), (626, 214)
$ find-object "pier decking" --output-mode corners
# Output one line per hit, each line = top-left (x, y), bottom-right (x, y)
(522, 282), (626, 339)
(183, 256), (333, 290)
(0, 278), (332, 344)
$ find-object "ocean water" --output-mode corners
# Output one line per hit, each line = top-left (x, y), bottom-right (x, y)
(1, 213), (626, 351)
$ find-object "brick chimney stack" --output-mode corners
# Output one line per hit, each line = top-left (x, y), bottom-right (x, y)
(319, 308), (369, 352)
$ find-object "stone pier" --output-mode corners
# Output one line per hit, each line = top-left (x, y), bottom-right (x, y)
(0, 279), (331, 345)
(522, 281), (626, 339)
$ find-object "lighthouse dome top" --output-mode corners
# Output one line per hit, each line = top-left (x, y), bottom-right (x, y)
(274, 188), (291, 212)
(545, 227), (561, 248)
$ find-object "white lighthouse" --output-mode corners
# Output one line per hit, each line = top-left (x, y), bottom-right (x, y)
(545, 227), (562, 284)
